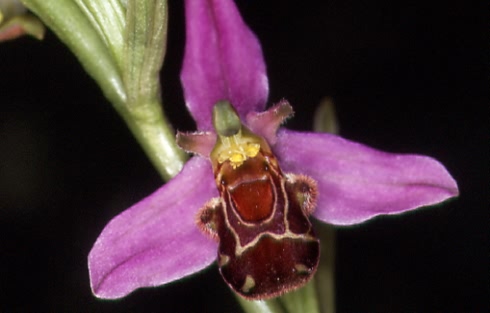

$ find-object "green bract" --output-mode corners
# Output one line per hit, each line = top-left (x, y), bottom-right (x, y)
(22, 0), (185, 179)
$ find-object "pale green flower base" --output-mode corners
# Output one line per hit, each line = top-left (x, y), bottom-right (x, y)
(237, 278), (320, 313)
(314, 222), (336, 313)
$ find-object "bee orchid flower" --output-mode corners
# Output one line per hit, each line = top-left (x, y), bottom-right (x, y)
(88, 0), (458, 300)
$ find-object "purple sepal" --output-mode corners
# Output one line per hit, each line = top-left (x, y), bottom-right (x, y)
(275, 130), (459, 225)
(88, 157), (218, 299)
(181, 0), (268, 130)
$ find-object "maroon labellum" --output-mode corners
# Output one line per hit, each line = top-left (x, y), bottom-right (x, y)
(195, 101), (320, 300)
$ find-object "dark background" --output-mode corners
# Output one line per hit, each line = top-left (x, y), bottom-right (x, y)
(1, 0), (487, 312)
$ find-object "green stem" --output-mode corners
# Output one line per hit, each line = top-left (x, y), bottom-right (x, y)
(313, 97), (338, 313)
(278, 278), (321, 313)
(236, 296), (285, 313)
(314, 222), (336, 313)
(119, 101), (186, 180)
(236, 278), (321, 313)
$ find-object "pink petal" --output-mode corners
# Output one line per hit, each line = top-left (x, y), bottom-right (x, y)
(181, 0), (268, 131)
(88, 157), (218, 299)
(275, 130), (459, 225)
(246, 99), (294, 145)
(176, 131), (216, 158)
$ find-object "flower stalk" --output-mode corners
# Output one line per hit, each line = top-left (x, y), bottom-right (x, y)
(236, 278), (320, 313)
(312, 97), (339, 313)
(237, 297), (286, 313)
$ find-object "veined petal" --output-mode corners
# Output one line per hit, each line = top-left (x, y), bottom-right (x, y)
(88, 157), (218, 299)
(181, 0), (268, 130)
(275, 130), (459, 225)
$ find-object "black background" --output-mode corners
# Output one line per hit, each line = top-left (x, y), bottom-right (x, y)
(1, 0), (487, 312)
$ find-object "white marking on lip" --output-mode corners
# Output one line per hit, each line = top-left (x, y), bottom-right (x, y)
(241, 275), (256, 293)
(294, 263), (310, 274)
(219, 254), (230, 267)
